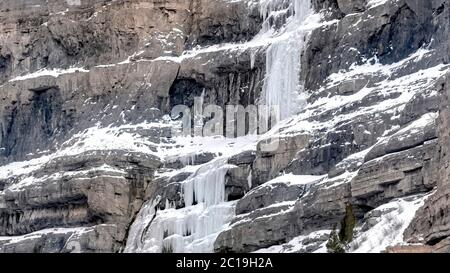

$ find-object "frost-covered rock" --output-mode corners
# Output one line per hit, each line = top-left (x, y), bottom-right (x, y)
(1, 0), (450, 253)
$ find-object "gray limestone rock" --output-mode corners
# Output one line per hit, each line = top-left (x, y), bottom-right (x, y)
(1, 0), (449, 253)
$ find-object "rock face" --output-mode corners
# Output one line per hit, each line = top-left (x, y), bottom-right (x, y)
(405, 74), (450, 252)
(0, 0), (449, 253)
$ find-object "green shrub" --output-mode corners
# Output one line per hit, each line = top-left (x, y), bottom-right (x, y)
(327, 203), (356, 253)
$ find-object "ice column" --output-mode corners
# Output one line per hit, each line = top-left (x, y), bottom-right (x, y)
(124, 159), (235, 253)
(261, 0), (312, 121)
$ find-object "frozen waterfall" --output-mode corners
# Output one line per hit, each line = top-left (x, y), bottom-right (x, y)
(124, 159), (235, 253)
(260, 0), (312, 121)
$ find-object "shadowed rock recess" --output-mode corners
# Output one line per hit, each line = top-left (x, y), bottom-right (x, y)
(0, 0), (449, 253)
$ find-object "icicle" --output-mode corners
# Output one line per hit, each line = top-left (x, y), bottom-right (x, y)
(259, 0), (295, 32)
(183, 158), (229, 207)
(193, 89), (205, 137)
(247, 169), (253, 189)
(250, 49), (257, 69)
(179, 153), (196, 166)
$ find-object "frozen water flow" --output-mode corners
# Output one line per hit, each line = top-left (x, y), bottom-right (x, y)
(183, 158), (230, 207)
(260, 0), (312, 120)
(124, 159), (235, 253)
(125, 0), (314, 253)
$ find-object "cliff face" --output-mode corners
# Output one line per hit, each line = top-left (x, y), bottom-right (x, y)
(405, 73), (450, 252)
(0, 0), (262, 163)
(0, 0), (449, 253)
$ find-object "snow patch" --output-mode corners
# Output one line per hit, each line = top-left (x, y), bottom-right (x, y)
(254, 230), (331, 253)
(9, 67), (89, 82)
(350, 192), (432, 253)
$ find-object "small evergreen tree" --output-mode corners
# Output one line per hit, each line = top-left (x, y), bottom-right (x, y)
(327, 203), (357, 253)
(339, 203), (356, 244)
(326, 225), (345, 253)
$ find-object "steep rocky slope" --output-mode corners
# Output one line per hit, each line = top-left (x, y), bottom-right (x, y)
(0, 0), (449, 253)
